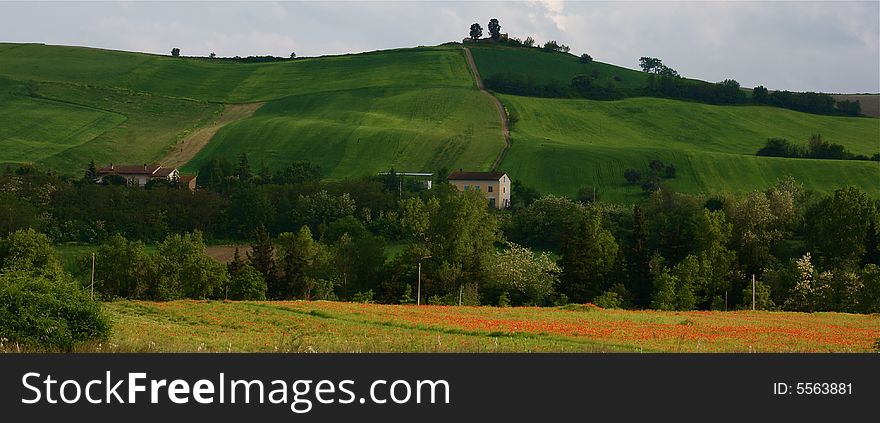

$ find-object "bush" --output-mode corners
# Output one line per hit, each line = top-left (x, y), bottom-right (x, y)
(593, 291), (623, 309)
(0, 270), (110, 351)
(352, 290), (374, 304)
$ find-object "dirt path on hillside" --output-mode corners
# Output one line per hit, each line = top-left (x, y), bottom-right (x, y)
(462, 47), (510, 171)
(161, 102), (264, 168)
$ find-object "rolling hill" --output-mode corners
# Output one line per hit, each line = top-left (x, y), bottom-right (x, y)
(0, 42), (504, 176)
(0, 41), (876, 201)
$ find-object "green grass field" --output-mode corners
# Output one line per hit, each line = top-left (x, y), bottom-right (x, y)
(498, 95), (880, 201)
(1, 42), (877, 201)
(93, 300), (879, 352)
(0, 43), (502, 175)
(468, 44), (649, 90)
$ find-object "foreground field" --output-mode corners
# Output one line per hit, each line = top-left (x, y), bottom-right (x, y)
(100, 300), (880, 353)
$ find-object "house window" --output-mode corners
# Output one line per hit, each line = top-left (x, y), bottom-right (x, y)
(464, 185), (470, 190)
(475, 185), (481, 191)
(488, 186), (493, 193)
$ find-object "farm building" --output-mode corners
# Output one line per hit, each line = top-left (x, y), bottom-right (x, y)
(448, 171), (511, 209)
(96, 163), (195, 189)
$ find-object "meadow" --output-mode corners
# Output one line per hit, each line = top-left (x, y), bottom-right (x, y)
(498, 95), (880, 201)
(0, 43), (503, 176)
(468, 44), (649, 90)
(94, 300), (880, 353)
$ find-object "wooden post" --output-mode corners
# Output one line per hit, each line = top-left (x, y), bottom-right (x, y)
(417, 262), (421, 306)
(752, 274), (756, 311)
(459, 285), (463, 306)
(90, 252), (95, 300)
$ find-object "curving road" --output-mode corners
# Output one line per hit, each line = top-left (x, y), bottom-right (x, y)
(462, 46), (510, 172)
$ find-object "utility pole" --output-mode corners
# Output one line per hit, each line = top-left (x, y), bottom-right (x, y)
(417, 262), (421, 306)
(458, 285), (463, 306)
(90, 252), (95, 300)
(752, 274), (756, 311)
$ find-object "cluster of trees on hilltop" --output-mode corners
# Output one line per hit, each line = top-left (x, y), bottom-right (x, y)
(757, 134), (880, 161)
(471, 26), (864, 117)
(2, 162), (879, 314)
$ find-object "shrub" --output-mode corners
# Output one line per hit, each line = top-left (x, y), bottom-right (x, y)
(0, 270), (110, 351)
(593, 291), (623, 309)
(624, 168), (642, 184)
(579, 53), (593, 64)
(352, 289), (374, 304)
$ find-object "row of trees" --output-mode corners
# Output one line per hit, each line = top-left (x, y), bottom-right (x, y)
(2, 162), (878, 313)
(757, 135), (879, 161)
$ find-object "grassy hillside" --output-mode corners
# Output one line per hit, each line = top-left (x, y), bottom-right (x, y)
(97, 300), (879, 352)
(0, 43), (503, 174)
(187, 86), (501, 176)
(499, 95), (880, 201)
(468, 44), (648, 90)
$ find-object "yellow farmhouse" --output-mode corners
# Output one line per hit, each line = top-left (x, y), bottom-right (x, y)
(447, 171), (511, 209)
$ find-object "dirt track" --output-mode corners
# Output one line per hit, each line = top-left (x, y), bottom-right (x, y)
(462, 46), (510, 171)
(161, 102), (264, 168)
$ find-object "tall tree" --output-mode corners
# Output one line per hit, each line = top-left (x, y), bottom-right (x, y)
(469, 23), (483, 40)
(248, 226), (278, 297)
(277, 226), (319, 299)
(627, 205), (652, 307)
(238, 153), (252, 182)
(806, 187), (875, 269)
(85, 160), (98, 181)
(171, 48), (180, 57)
(487, 18), (501, 40)
(560, 211), (620, 302)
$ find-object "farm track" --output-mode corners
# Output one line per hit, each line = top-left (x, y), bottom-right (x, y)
(160, 102), (264, 169)
(462, 46), (510, 171)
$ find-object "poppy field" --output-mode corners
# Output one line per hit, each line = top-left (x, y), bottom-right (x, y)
(99, 301), (880, 353)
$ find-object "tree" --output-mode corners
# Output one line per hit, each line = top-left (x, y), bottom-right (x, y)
(579, 53), (593, 64)
(93, 234), (154, 299)
(693, 209), (736, 309)
(487, 18), (501, 40)
(486, 242), (560, 305)
(523, 36), (535, 47)
(277, 226), (328, 299)
(248, 226), (278, 297)
(624, 168), (642, 184)
(209, 52), (216, 59)
(805, 186), (875, 269)
(639, 57), (662, 73)
(85, 160), (98, 181)
(560, 211), (620, 302)
(273, 161), (322, 185)
(0, 228), (64, 277)
(238, 153), (252, 182)
(510, 195), (584, 250)
(171, 48), (180, 57)
(153, 232), (227, 300)
(469, 23), (483, 40)
(228, 263), (267, 300)
(290, 52), (296, 59)
(784, 253), (833, 312)
(627, 205), (652, 307)
(752, 85), (769, 103)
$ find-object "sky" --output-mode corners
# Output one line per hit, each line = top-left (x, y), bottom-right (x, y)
(0, 1), (878, 93)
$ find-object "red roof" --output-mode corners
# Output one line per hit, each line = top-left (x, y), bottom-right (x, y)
(447, 171), (507, 181)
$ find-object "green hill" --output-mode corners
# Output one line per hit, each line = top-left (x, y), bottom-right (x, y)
(0, 42), (876, 201)
(0, 43), (503, 175)
(499, 95), (880, 201)
(468, 44), (649, 90)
